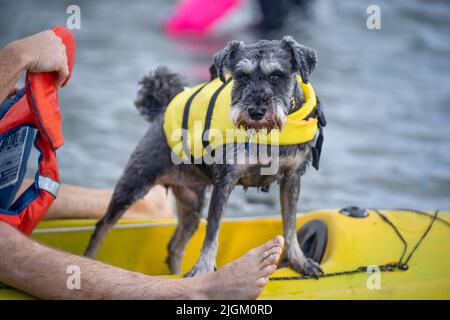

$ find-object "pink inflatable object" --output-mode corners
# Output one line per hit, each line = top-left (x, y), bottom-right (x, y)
(165, 0), (241, 35)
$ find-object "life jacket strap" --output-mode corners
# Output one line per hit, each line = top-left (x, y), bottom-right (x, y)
(202, 77), (233, 149)
(311, 97), (326, 170)
(181, 82), (210, 162)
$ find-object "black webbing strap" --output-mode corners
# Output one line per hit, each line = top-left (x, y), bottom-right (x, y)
(202, 78), (233, 149)
(181, 83), (209, 162)
(311, 97), (326, 170)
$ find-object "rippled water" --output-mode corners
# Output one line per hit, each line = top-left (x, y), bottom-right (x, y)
(1, 0), (449, 217)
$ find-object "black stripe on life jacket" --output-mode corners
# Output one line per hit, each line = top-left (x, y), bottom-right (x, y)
(202, 77), (233, 150)
(181, 82), (209, 161)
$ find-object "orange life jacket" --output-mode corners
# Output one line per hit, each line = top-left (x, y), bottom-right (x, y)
(0, 26), (75, 234)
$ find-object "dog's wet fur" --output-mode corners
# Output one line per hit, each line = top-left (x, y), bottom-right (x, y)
(84, 36), (324, 277)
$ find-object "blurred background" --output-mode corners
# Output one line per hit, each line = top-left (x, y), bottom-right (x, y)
(0, 0), (449, 217)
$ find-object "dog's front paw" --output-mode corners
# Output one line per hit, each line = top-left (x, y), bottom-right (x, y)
(290, 258), (324, 279)
(184, 263), (216, 277)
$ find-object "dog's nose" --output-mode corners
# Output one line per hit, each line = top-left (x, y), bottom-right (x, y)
(248, 106), (267, 121)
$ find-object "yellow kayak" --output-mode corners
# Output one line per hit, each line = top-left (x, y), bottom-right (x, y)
(1, 209), (449, 299)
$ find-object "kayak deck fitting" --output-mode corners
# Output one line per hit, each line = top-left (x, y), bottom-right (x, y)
(1, 209), (449, 299)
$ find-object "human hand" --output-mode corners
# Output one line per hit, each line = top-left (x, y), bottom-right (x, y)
(10, 30), (69, 88)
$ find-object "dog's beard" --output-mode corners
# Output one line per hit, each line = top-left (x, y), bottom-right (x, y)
(231, 98), (287, 133)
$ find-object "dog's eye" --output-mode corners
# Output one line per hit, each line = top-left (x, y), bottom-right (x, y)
(269, 74), (280, 83)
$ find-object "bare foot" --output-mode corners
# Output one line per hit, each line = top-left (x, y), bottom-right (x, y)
(196, 235), (284, 300)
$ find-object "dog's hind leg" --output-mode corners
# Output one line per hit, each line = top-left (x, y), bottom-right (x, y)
(84, 181), (152, 258)
(166, 185), (207, 274)
(280, 170), (323, 277)
(84, 129), (172, 258)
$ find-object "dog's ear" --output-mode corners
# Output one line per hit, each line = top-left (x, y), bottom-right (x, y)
(214, 40), (243, 83)
(282, 36), (317, 83)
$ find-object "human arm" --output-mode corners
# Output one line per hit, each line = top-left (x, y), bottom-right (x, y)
(17, 179), (173, 220)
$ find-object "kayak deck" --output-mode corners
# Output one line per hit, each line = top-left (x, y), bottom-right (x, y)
(1, 209), (449, 299)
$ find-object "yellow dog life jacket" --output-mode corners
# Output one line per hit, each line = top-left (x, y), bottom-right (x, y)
(163, 75), (321, 164)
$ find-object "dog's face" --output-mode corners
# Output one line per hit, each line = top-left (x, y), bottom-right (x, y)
(214, 36), (317, 132)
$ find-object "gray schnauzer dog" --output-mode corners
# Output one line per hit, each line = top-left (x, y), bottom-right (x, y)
(85, 36), (325, 277)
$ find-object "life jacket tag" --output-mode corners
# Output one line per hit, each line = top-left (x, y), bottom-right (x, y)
(0, 127), (31, 189)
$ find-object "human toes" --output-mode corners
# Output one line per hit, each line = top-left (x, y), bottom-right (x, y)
(261, 247), (283, 267)
(254, 235), (284, 256)
(258, 264), (277, 278)
(261, 251), (281, 268)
